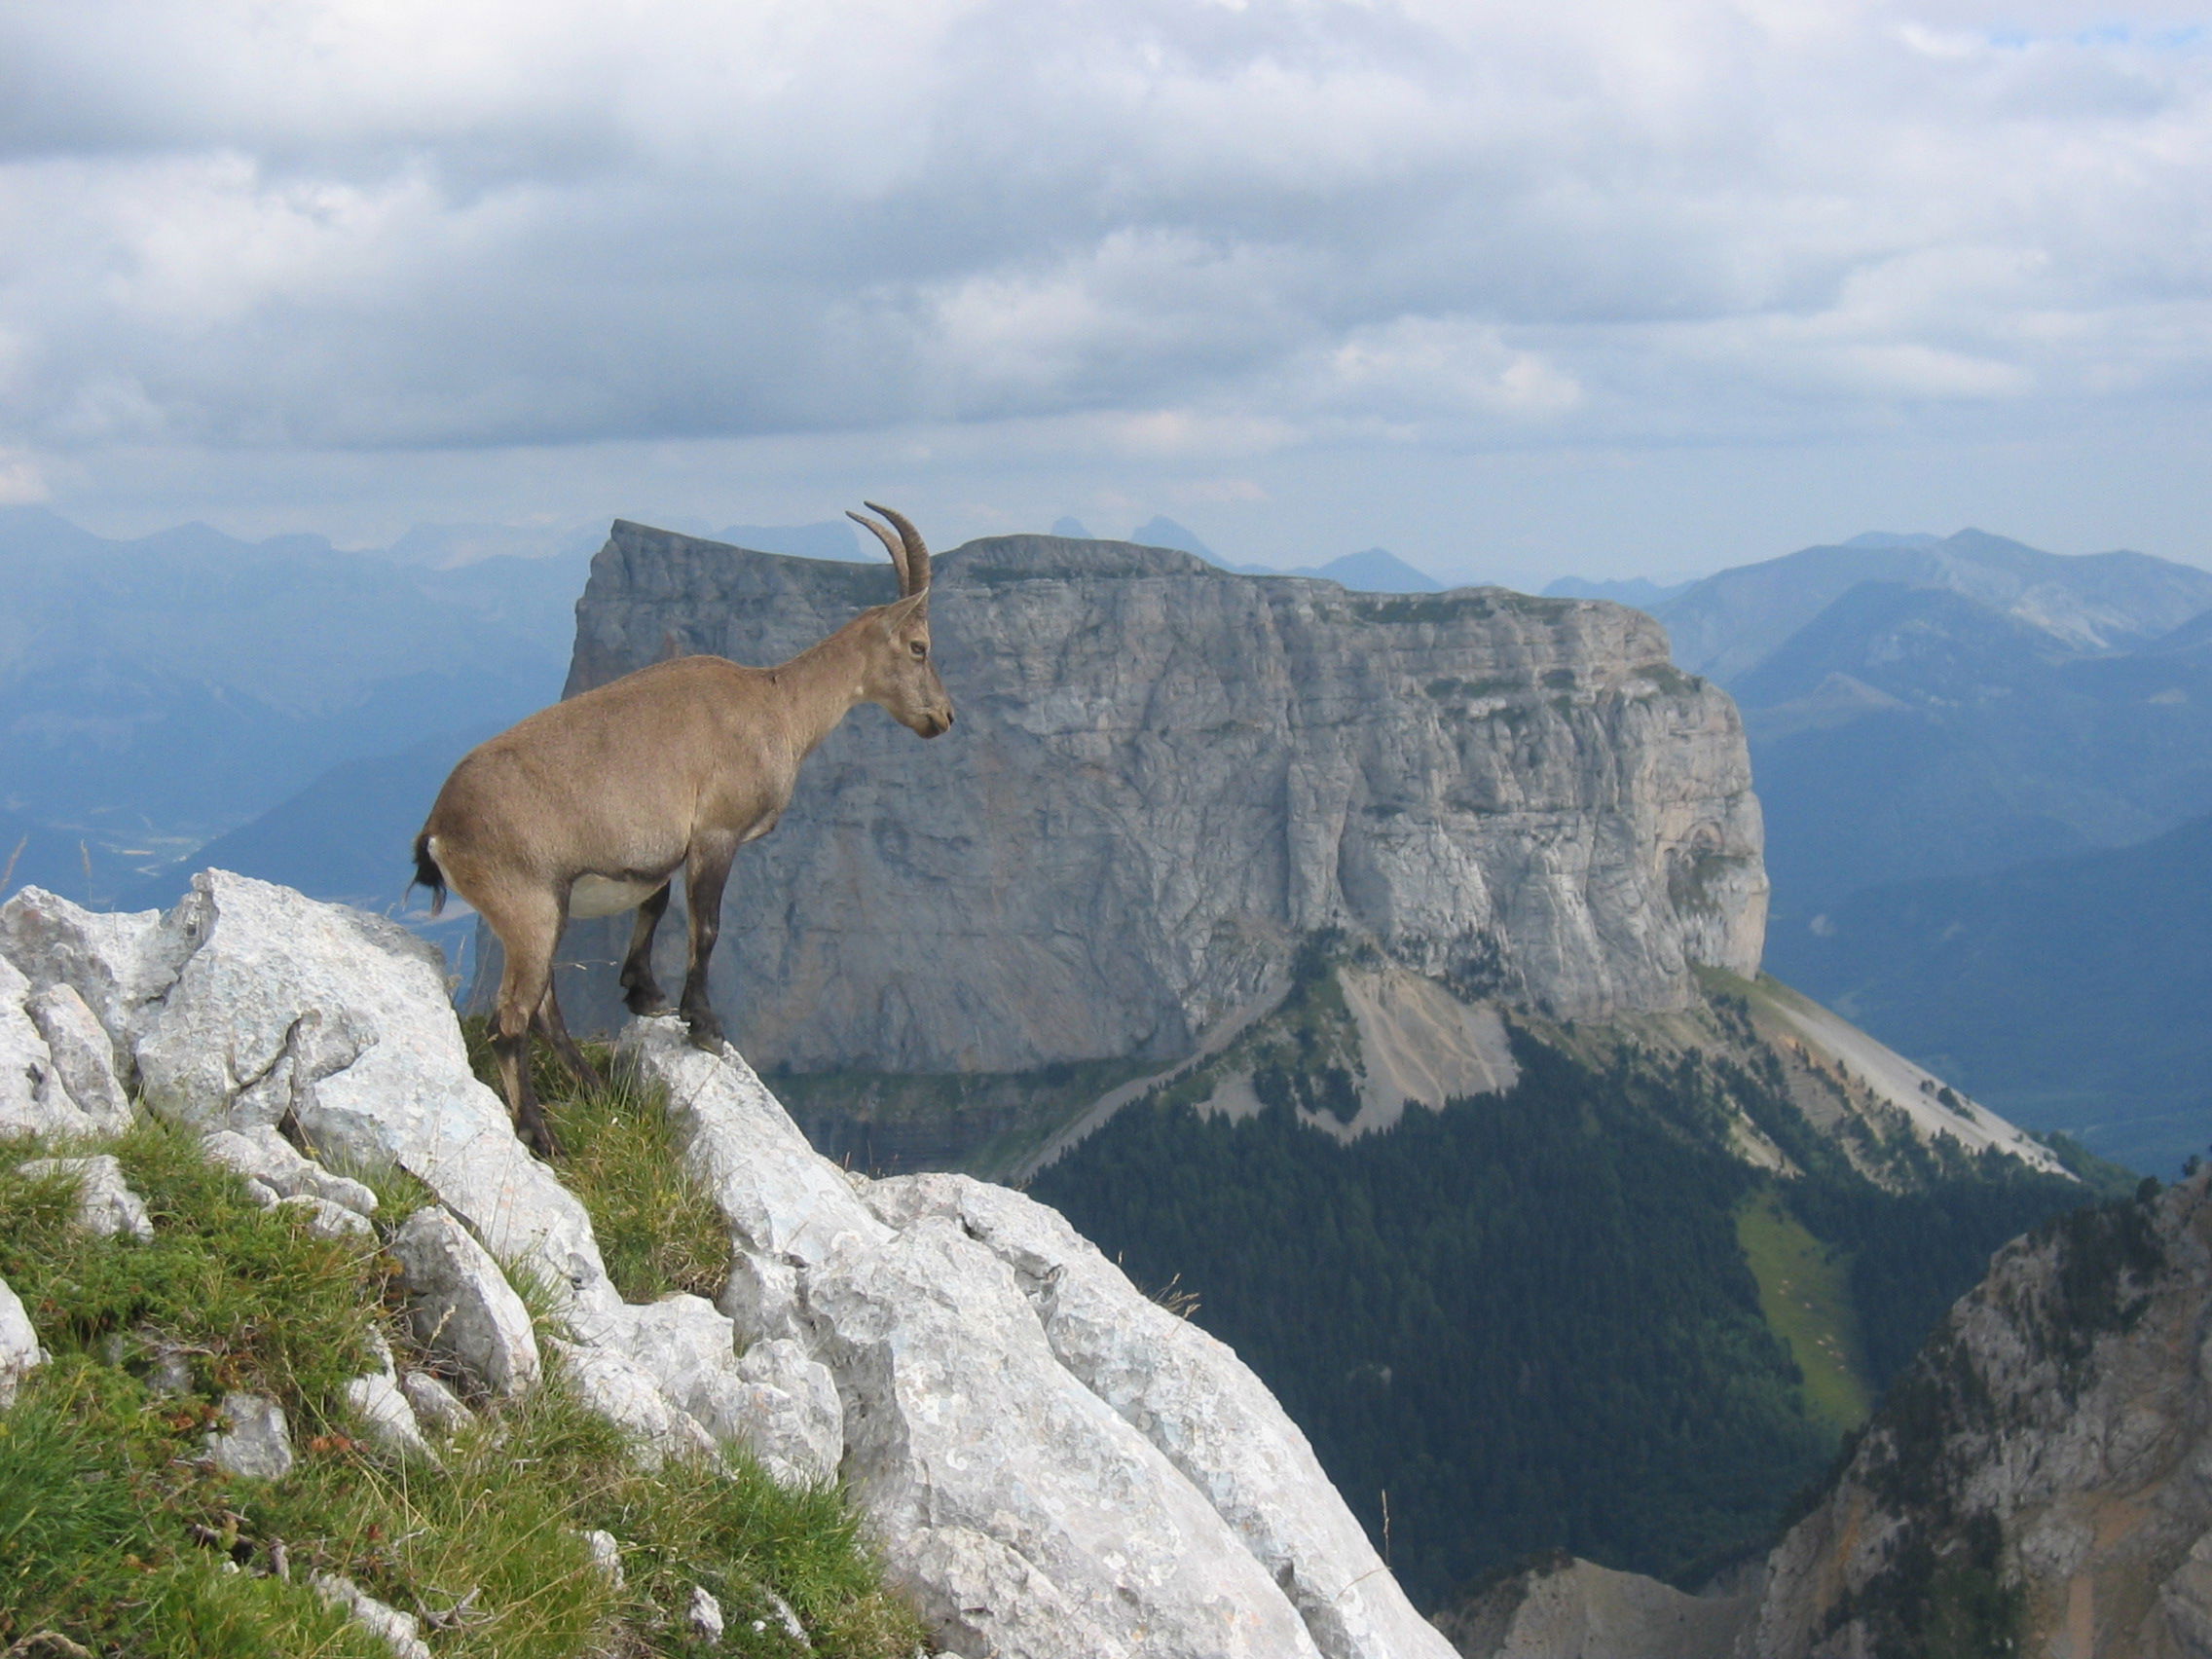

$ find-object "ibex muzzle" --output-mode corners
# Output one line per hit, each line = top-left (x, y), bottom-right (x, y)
(412, 503), (952, 1158)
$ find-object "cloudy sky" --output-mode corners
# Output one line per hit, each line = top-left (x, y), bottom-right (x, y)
(2, 0), (2208, 584)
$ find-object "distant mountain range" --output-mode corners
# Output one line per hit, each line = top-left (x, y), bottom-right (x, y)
(0, 506), (587, 901)
(1655, 528), (2212, 682)
(1657, 530), (2212, 908)
(1540, 574), (1695, 607)
(1112, 514), (1447, 592)
(1641, 527), (2212, 1172)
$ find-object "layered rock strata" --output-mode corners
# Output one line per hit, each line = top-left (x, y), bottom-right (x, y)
(546, 525), (1766, 1071)
(0, 872), (1455, 1659)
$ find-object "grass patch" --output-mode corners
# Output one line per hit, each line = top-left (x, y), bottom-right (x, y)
(458, 1018), (732, 1303)
(542, 1083), (733, 1304)
(0, 1119), (384, 1431)
(1737, 1192), (1874, 1434)
(1, 1119), (920, 1656)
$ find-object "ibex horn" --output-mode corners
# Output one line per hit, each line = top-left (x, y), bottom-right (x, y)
(847, 508), (911, 593)
(864, 500), (931, 595)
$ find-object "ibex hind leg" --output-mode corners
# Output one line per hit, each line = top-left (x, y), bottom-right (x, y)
(535, 982), (606, 1094)
(479, 891), (565, 1161)
(618, 882), (676, 1016)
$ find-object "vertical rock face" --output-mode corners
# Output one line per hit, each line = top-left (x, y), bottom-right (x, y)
(555, 525), (1766, 1072)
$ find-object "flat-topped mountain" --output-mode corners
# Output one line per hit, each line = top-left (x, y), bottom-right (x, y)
(549, 522), (1768, 1073)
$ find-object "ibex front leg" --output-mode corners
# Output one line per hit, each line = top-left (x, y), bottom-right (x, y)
(679, 837), (738, 1051)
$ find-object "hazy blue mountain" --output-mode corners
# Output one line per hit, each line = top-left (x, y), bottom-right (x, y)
(1710, 544), (2212, 1172)
(1838, 531), (1944, 551)
(714, 521), (868, 562)
(1736, 580), (2212, 906)
(1766, 813), (2212, 1175)
(2140, 604), (2212, 657)
(1050, 515), (1093, 538)
(1654, 528), (2212, 682)
(375, 521), (602, 568)
(1204, 545), (1447, 592)
(113, 724), (499, 917)
(1114, 514), (1447, 590)
(1541, 574), (1695, 607)
(1128, 515), (1216, 558)
(1303, 547), (1443, 592)
(1731, 580), (2064, 709)
(0, 508), (578, 900)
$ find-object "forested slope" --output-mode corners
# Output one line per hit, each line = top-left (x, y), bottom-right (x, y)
(1030, 1002), (2111, 1608)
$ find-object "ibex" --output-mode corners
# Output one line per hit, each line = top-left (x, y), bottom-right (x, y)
(412, 503), (953, 1158)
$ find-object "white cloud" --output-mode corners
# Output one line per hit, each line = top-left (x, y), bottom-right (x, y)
(0, 447), (47, 503)
(1321, 316), (1584, 422)
(0, 0), (2206, 563)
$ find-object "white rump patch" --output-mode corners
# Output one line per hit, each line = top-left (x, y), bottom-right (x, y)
(570, 874), (665, 918)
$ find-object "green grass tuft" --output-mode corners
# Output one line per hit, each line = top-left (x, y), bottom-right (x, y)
(0, 1118), (385, 1431)
(1, 1103), (920, 1656)
(541, 1082), (733, 1305)
(457, 1017), (733, 1303)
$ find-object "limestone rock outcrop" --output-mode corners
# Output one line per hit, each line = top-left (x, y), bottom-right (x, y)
(546, 525), (1767, 1071)
(1, 954), (132, 1139)
(388, 1205), (543, 1399)
(0, 872), (1454, 1659)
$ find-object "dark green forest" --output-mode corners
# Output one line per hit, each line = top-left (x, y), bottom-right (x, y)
(1029, 1019), (2100, 1608)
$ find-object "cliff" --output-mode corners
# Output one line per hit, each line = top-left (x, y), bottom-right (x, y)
(549, 524), (1767, 1074)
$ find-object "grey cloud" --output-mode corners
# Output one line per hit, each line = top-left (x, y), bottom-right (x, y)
(0, 0), (2207, 478)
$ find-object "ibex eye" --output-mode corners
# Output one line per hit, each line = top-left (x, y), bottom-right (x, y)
(911, 642), (928, 658)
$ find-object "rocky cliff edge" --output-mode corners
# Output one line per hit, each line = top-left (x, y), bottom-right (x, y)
(1, 869), (1456, 1659)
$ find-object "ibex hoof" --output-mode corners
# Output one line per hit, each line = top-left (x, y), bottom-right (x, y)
(623, 985), (674, 1017)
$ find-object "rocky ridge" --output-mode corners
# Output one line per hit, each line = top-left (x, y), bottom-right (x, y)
(545, 524), (1767, 1075)
(0, 869), (1454, 1659)
(1736, 1170), (2212, 1659)
(1443, 1173), (2212, 1659)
